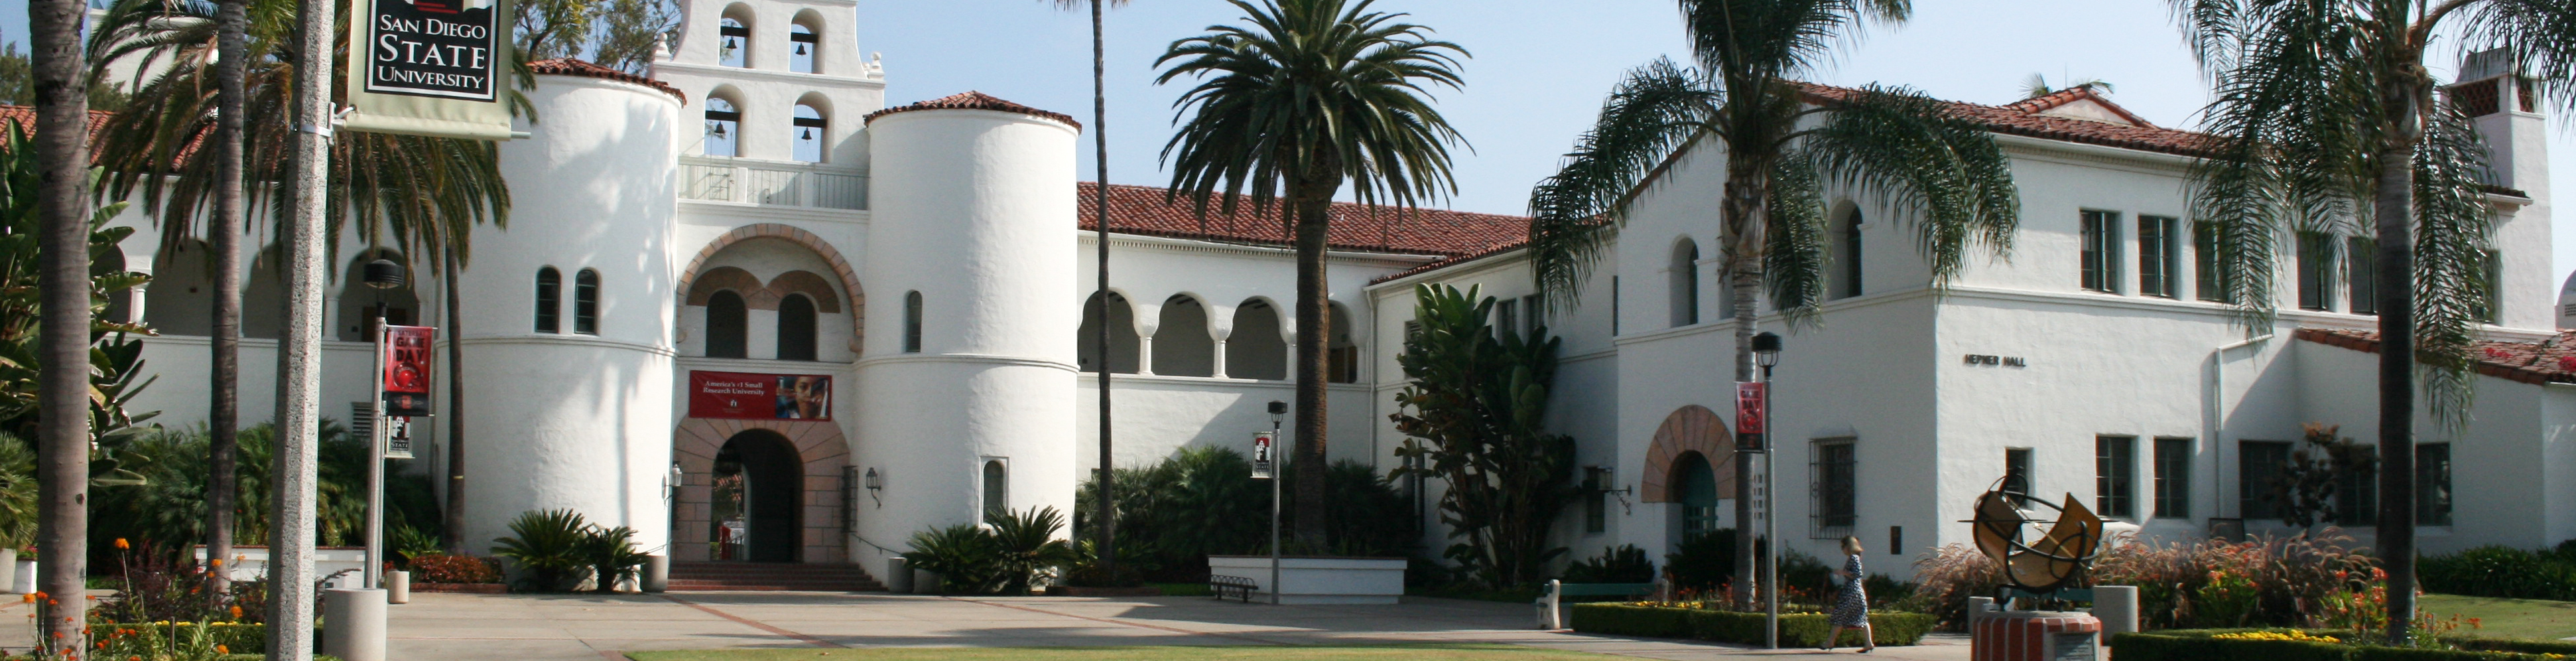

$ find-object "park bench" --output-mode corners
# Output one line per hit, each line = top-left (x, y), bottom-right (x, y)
(1209, 575), (1257, 603)
(1534, 579), (1658, 629)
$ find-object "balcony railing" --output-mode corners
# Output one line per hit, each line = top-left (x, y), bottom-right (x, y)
(679, 157), (867, 210)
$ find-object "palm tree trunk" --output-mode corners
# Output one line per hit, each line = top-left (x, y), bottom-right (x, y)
(2373, 92), (2424, 646)
(442, 250), (467, 553)
(1720, 163), (1765, 610)
(1087, 0), (1117, 579)
(271, 0), (338, 652)
(1291, 175), (1334, 548)
(29, 0), (90, 647)
(204, 0), (251, 601)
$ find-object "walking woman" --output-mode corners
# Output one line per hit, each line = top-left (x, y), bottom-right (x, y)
(1822, 536), (1875, 652)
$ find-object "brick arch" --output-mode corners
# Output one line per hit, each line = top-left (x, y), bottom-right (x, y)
(672, 417), (848, 563)
(1640, 405), (1736, 502)
(766, 270), (843, 313)
(679, 224), (864, 346)
(684, 266), (763, 306)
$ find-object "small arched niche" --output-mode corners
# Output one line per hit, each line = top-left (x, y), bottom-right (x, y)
(1669, 236), (1699, 328)
(703, 92), (743, 157)
(1077, 292), (1139, 374)
(241, 246), (287, 339)
(787, 11), (821, 74)
(791, 97), (829, 163)
(144, 240), (213, 336)
(1226, 299), (1286, 380)
(716, 5), (753, 68)
(1327, 301), (1359, 383)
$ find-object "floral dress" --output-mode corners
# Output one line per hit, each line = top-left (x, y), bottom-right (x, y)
(1829, 553), (1869, 626)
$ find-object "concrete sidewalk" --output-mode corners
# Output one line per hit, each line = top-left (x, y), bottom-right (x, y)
(383, 591), (1972, 660)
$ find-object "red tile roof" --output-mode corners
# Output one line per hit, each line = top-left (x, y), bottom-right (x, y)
(1078, 183), (1527, 258)
(1999, 86), (2158, 127)
(530, 58), (686, 102)
(0, 106), (117, 153)
(1793, 82), (2218, 157)
(2296, 328), (2576, 385)
(865, 92), (1079, 129)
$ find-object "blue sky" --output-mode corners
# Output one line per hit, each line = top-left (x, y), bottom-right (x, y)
(14, 0), (2576, 291)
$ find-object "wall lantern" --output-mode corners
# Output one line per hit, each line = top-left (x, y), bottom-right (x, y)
(863, 467), (883, 507)
(363, 257), (405, 289)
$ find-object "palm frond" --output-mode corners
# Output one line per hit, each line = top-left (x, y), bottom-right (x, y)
(2409, 100), (2496, 428)
(1797, 84), (2020, 287)
(1523, 59), (1715, 313)
(1763, 152), (1827, 329)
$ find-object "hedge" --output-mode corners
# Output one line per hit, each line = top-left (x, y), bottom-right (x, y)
(1568, 604), (1935, 646)
(2110, 629), (2576, 661)
(98, 621), (271, 654)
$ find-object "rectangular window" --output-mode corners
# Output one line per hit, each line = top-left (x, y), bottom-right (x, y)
(1523, 295), (1543, 336)
(2419, 443), (2454, 526)
(1812, 439), (1856, 539)
(1494, 299), (1518, 340)
(535, 268), (561, 333)
(2004, 447), (2033, 506)
(1583, 467), (1608, 534)
(2297, 232), (2335, 311)
(2348, 236), (2378, 315)
(572, 269), (600, 335)
(2240, 440), (2292, 521)
(1888, 526), (1903, 557)
(1610, 277), (1620, 336)
(2335, 446), (2378, 527)
(2475, 250), (2502, 324)
(2096, 435), (2138, 518)
(2081, 210), (2120, 293)
(2195, 221), (2233, 303)
(2153, 437), (2191, 519)
(2138, 216), (2179, 297)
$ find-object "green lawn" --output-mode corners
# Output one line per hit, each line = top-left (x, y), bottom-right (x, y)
(2423, 593), (2576, 640)
(625, 644), (1622, 661)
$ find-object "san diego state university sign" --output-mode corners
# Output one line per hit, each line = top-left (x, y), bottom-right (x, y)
(343, 0), (516, 139)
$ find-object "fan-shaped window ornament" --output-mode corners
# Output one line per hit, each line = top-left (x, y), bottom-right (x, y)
(1968, 479), (2105, 595)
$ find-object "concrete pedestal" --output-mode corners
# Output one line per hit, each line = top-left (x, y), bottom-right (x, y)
(2093, 585), (2139, 637)
(641, 555), (669, 593)
(1972, 610), (2100, 661)
(384, 571), (409, 605)
(323, 588), (387, 661)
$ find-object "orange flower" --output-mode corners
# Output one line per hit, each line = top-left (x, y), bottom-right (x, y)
(111, 538), (127, 550)
(19, 593), (31, 603)
(208, 557), (223, 567)
(216, 644), (228, 654)
(229, 605), (243, 619)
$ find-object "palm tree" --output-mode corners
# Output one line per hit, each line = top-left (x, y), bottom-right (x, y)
(88, 0), (515, 559)
(2168, 0), (2576, 643)
(1156, 0), (1466, 546)
(1524, 0), (2020, 607)
(27, 0), (94, 646)
(2020, 73), (2112, 100)
(1043, 0), (1131, 579)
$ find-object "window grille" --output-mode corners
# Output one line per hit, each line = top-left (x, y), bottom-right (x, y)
(2138, 216), (2177, 297)
(2153, 437), (2192, 519)
(2239, 440), (2292, 521)
(1811, 439), (1856, 539)
(2081, 210), (2119, 293)
(2096, 435), (2137, 518)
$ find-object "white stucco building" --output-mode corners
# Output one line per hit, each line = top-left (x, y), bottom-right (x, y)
(88, 0), (2576, 583)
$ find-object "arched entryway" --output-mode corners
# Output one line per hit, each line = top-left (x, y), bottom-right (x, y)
(712, 429), (803, 562)
(673, 418), (848, 563)
(1641, 405), (1736, 544)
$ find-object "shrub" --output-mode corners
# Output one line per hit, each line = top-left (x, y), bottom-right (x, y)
(493, 509), (651, 592)
(1074, 448), (1413, 583)
(902, 524), (999, 594)
(1568, 603), (1931, 646)
(2419, 546), (2576, 601)
(576, 525), (652, 593)
(1903, 543), (1999, 630)
(408, 554), (502, 584)
(986, 506), (1079, 594)
(2110, 630), (2354, 661)
(1664, 530), (1738, 593)
(1563, 544), (1654, 583)
(95, 621), (268, 658)
(2087, 532), (2376, 630)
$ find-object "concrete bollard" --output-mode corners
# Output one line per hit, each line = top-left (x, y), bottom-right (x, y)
(384, 570), (410, 605)
(2094, 585), (2140, 637)
(913, 569), (942, 595)
(641, 555), (669, 593)
(323, 588), (387, 661)
(1968, 596), (1995, 628)
(885, 557), (913, 593)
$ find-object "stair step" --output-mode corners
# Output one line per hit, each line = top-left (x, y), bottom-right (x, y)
(663, 562), (885, 592)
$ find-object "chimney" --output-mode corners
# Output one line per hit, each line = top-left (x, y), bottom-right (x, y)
(2451, 48), (2555, 330)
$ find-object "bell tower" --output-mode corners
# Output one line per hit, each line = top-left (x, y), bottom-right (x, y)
(651, 0), (884, 164)
(2451, 48), (2553, 330)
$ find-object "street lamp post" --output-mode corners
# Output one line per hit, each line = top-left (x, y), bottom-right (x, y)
(361, 257), (404, 591)
(1266, 400), (1286, 605)
(1752, 331), (1782, 650)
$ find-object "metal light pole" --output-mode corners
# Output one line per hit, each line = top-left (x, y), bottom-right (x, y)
(361, 257), (405, 591)
(1753, 332), (1782, 650)
(1267, 400), (1286, 605)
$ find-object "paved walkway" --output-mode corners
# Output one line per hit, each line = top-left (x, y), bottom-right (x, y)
(383, 591), (1972, 660)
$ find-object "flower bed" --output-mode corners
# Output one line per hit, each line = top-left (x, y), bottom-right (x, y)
(2110, 628), (2576, 660)
(1568, 603), (1936, 646)
(413, 582), (509, 593)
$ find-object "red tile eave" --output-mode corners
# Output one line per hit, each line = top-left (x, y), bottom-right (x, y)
(0, 106), (117, 164)
(865, 91), (1080, 129)
(1076, 183), (1527, 258)
(2294, 327), (2576, 386)
(530, 58), (686, 103)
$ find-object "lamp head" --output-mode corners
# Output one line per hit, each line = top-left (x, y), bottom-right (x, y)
(1752, 331), (1783, 368)
(363, 258), (405, 289)
(1266, 400), (1287, 424)
(864, 467), (882, 491)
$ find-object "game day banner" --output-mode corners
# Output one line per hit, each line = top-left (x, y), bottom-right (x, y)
(342, 0), (516, 139)
(688, 371), (834, 421)
(380, 325), (436, 417)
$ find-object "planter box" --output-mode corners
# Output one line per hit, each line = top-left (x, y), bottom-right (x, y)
(411, 583), (507, 594)
(194, 546), (368, 590)
(1206, 555), (1405, 605)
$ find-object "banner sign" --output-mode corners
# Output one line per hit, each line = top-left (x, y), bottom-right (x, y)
(1251, 432), (1275, 480)
(344, 0), (516, 139)
(688, 371), (834, 421)
(380, 325), (436, 417)
(1734, 382), (1766, 451)
(385, 416), (415, 459)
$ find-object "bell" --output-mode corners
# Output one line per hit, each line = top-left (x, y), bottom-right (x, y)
(709, 123), (727, 138)
(801, 127), (814, 140)
(795, 42), (807, 55)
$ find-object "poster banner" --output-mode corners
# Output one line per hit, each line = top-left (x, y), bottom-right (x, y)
(1251, 432), (1275, 480)
(386, 416), (415, 459)
(688, 371), (834, 421)
(379, 325), (436, 417)
(343, 0), (516, 139)
(1734, 382), (1766, 451)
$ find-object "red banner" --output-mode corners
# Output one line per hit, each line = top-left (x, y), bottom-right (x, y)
(379, 325), (436, 417)
(1734, 382), (1766, 451)
(688, 371), (833, 421)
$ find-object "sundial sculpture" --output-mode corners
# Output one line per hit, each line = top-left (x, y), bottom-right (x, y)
(1970, 479), (2106, 593)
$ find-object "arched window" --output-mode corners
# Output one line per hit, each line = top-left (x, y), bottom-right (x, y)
(717, 16), (749, 68)
(981, 459), (1008, 523)
(704, 96), (741, 157)
(534, 267), (561, 333)
(1078, 293), (1139, 374)
(574, 269), (600, 335)
(706, 290), (748, 358)
(788, 21), (818, 74)
(791, 104), (826, 163)
(1327, 302), (1358, 383)
(903, 291), (923, 353)
(1669, 238), (1699, 327)
(1835, 208), (1864, 300)
(1226, 299), (1285, 380)
(777, 293), (817, 361)
(144, 240), (213, 336)
(1153, 295), (1214, 377)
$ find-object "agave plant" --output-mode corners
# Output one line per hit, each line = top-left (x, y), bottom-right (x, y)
(986, 507), (1078, 595)
(491, 509), (591, 591)
(577, 525), (652, 593)
(901, 524), (999, 595)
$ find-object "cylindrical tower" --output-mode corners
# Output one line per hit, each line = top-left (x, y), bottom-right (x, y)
(854, 93), (1078, 569)
(451, 64), (684, 557)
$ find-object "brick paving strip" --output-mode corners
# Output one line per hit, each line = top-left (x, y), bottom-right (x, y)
(946, 597), (1293, 646)
(655, 593), (852, 649)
